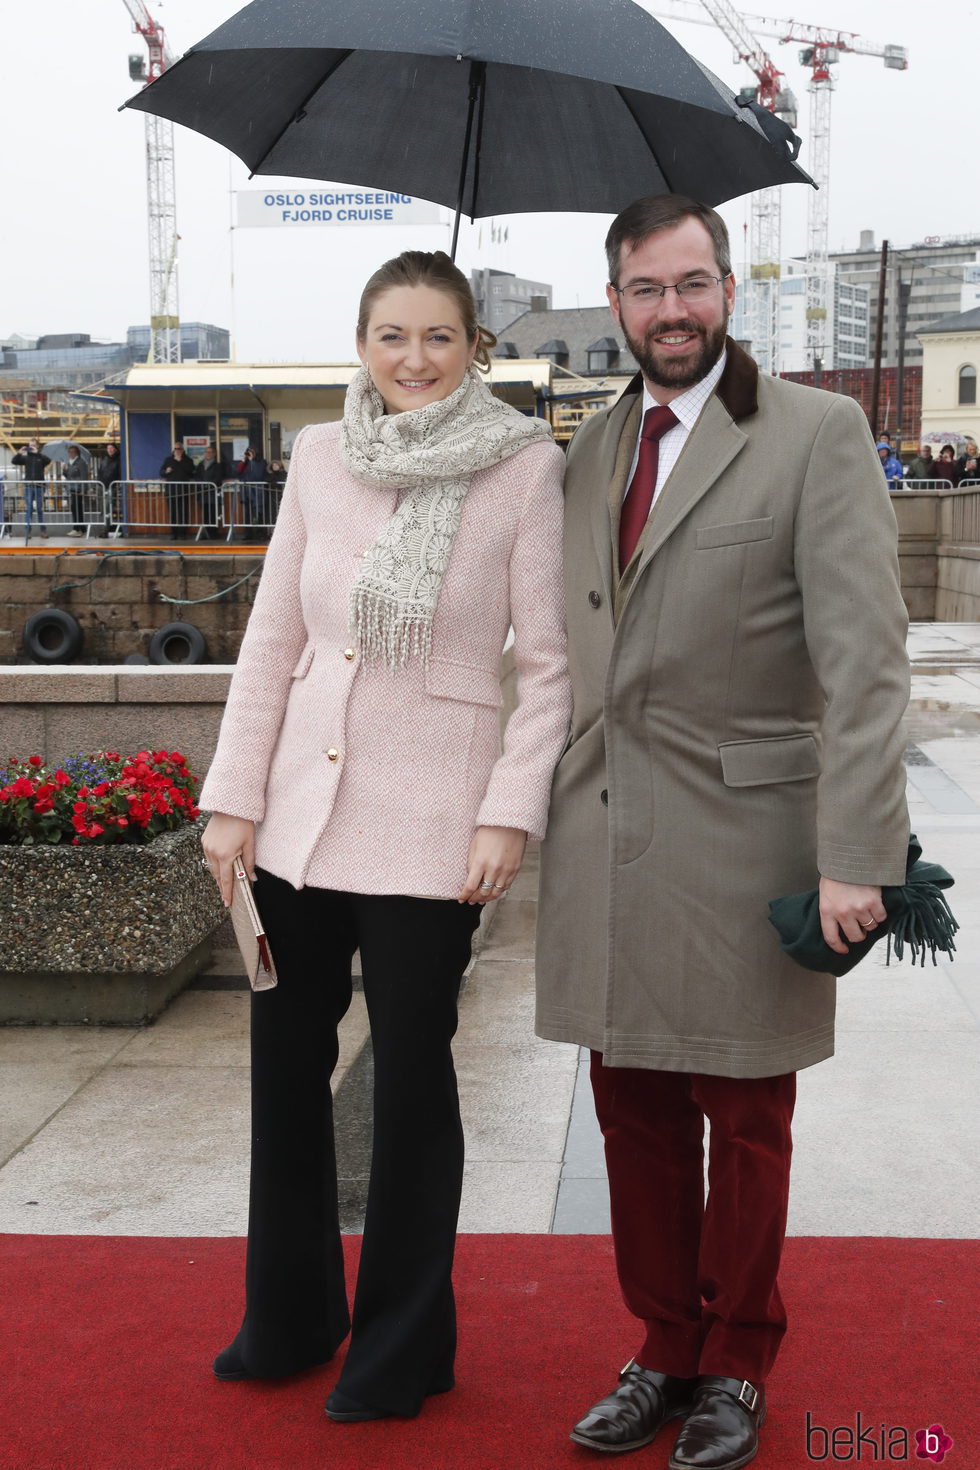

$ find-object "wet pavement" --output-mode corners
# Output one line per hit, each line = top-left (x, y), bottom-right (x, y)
(0, 625), (977, 1243)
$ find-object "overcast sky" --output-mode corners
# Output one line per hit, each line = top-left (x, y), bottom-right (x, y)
(2, 0), (974, 361)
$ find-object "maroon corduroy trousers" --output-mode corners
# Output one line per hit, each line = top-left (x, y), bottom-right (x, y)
(590, 1053), (797, 1385)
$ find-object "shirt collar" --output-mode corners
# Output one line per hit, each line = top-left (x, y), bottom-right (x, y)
(640, 350), (728, 431)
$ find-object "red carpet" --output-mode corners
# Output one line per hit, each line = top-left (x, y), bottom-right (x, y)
(1, 1234), (974, 1470)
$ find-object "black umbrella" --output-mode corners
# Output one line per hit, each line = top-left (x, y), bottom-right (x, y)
(124, 0), (812, 256)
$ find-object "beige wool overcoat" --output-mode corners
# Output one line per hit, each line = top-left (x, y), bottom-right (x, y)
(535, 342), (911, 1078)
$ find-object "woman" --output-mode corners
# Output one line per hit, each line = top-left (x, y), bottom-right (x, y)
(936, 444), (961, 486)
(97, 442), (122, 535)
(200, 250), (570, 1423)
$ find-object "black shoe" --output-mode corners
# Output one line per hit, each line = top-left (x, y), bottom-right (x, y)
(668, 1377), (766, 1470)
(325, 1388), (392, 1422)
(570, 1360), (698, 1453)
(212, 1341), (334, 1381)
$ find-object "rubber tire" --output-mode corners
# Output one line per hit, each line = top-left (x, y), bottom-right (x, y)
(23, 608), (84, 665)
(148, 620), (208, 665)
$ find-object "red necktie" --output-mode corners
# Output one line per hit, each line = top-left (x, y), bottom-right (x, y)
(619, 404), (679, 569)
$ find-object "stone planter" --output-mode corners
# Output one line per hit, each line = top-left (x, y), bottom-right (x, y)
(0, 821), (224, 1025)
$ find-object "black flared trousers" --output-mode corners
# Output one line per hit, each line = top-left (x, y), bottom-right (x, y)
(227, 868), (480, 1415)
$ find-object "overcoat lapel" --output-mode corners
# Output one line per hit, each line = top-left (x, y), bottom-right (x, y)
(633, 396), (747, 576)
(588, 382), (643, 611)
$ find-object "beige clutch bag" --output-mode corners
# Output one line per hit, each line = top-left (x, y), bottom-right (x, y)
(228, 854), (278, 991)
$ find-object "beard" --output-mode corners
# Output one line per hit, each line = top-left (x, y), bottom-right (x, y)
(622, 312), (729, 393)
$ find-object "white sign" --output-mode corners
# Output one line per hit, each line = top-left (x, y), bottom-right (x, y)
(236, 189), (442, 230)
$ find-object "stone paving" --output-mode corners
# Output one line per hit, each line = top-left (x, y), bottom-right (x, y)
(0, 626), (977, 1244)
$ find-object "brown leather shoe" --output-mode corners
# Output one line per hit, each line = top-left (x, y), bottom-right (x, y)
(570, 1360), (698, 1453)
(668, 1376), (766, 1470)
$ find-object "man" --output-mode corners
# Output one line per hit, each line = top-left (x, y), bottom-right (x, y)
(536, 195), (910, 1470)
(906, 443), (935, 481)
(160, 442), (193, 540)
(196, 443), (225, 540)
(876, 440), (904, 485)
(956, 436), (979, 483)
(63, 443), (89, 536)
(11, 438), (50, 540)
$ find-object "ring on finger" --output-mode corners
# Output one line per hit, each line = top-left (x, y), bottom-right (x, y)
(860, 918), (877, 929)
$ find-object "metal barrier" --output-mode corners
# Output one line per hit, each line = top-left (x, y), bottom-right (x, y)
(0, 476), (285, 541)
(1, 478), (106, 540)
(897, 478), (955, 491)
(107, 480), (232, 541)
(220, 482), (284, 543)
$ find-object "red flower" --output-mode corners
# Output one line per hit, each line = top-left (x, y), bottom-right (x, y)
(72, 801), (88, 814)
(28, 755), (43, 767)
(10, 777), (35, 798)
(104, 751), (120, 761)
(33, 799), (54, 815)
(87, 823), (105, 838)
(93, 782), (110, 797)
(53, 770), (71, 788)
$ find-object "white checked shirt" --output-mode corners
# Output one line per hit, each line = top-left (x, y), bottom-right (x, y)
(624, 351), (727, 507)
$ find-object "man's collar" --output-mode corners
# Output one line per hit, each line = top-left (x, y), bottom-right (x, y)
(642, 352), (727, 429)
(619, 337), (759, 423)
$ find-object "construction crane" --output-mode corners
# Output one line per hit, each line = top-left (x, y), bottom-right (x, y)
(651, 2), (907, 369)
(689, 1), (798, 375)
(121, 0), (181, 364)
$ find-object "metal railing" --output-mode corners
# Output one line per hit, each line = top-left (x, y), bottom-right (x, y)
(106, 480), (282, 542)
(0, 477), (285, 542)
(898, 478), (955, 491)
(1, 479), (106, 539)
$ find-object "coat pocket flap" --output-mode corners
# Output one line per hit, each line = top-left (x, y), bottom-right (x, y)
(718, 733), (820, 787)
(425, 657), (502, 708)
(291, 644), (315, 678)
(696, 517), (774, 549)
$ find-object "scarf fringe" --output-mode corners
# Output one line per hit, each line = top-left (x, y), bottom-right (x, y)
(350, 588), (433, 670)
(885, 883), (959, 967)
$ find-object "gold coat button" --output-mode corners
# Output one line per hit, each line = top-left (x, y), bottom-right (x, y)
(343, 648), (355, 661)
(327, 748), (340, 762)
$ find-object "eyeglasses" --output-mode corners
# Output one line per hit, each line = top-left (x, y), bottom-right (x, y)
(613, 274), (731, 304)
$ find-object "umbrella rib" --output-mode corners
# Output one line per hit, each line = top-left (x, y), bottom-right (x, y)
(615, 87), (675, 194)
(469, 64), (489, 223)
(248, 49), (354, 176)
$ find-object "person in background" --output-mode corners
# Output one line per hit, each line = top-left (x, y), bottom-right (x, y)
(63, 444), (89, 536)
(197, 444), (226, 540)
(955, 437), (978, 483)
(265, 459), (287, 528)
(877, 440), (904, 485)
(237, 445), (269, 540)
(936, 444), (961, 486)
(97, 442), (122, 535)
(906, 444), (935, 481)
(160, 443), (194, 540)
(11, 438), (50, 540)
(200, 249), (571, 1425)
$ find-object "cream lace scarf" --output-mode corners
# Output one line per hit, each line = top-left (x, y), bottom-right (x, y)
(341, 365), (551, 668)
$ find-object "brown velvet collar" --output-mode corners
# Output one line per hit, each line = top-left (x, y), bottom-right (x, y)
(618, 336), (759, 423)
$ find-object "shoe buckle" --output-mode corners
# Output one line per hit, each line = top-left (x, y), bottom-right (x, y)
(737, 1381), (759, 1413)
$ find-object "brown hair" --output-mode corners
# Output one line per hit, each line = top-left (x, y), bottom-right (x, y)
(356, 250), (497, 372)
(605, 194), (732, 286)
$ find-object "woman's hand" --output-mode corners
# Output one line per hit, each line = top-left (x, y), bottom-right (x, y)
(459, 826), (527, 905)
(201, 813), (256, 907)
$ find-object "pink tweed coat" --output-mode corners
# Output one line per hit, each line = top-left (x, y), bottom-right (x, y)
(199, 421), (572, 898)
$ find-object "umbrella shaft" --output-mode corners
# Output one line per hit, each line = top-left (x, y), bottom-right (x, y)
(451, 59), (486, 261)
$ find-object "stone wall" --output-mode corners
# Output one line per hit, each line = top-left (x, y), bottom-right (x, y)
(892, 486), (980, 622)
(0, 667), (234, 776)
(0, 552), (263, 664)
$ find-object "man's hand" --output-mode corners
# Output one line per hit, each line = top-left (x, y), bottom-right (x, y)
(819, 876), (887, 955)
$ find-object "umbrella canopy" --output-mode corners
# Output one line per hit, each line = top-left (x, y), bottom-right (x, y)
(124, 0), (812, 250)
(42, 441), (92, 465)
